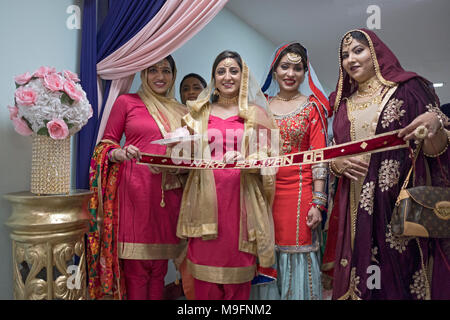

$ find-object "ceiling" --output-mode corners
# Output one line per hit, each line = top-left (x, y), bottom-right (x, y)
(226, 0), (450, 103)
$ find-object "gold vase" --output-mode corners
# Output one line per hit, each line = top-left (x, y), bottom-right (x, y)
(4, 190), (93, 300)
(31, 135), (71, 195)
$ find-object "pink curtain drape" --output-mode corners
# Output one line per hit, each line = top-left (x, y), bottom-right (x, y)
(96, 0), (228, 143)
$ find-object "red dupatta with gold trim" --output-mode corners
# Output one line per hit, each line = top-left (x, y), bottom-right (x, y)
(86, 141), (125, 300)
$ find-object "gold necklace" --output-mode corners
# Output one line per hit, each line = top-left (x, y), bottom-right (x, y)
(276, 92), (301, 101)
(347, 94), (383, 112)
(218, 94), (238, 105)
(356, 76), (383, 98)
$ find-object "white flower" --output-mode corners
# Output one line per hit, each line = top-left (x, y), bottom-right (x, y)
(12, 68), (92, 138)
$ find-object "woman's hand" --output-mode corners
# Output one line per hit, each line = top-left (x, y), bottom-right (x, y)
(398, 112), (442, 141)
(112, 145), (142, 162)
(306, 206), (322, 229)
(333, 156), (369, 181)
(223, 151), (244, 163)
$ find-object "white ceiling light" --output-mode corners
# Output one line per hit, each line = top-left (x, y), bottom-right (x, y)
(433, 83), (444, 88)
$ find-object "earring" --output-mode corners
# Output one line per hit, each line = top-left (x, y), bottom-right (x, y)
(213, 88), (219, 96)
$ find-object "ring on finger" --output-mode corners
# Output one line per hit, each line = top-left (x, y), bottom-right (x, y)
(414, 125), (428, 140)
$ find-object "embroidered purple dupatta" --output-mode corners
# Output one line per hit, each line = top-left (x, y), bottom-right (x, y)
(327, 29), (450, 300)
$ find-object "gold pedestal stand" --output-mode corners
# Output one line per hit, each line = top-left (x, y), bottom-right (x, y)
(4, 190), (93, 300)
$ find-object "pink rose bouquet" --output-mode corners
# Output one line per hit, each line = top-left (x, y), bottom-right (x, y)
(8, 66), (93, 138)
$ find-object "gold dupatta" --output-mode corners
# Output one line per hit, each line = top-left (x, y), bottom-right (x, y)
(137, 65), (187, 193)
(137, 67), (186, 138)
(177, 61), (278, 267)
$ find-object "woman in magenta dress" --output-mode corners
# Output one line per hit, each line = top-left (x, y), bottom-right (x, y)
(323, 29), (450, 300)
(87, 56), (186, 300)
(176, 51), (278, 300)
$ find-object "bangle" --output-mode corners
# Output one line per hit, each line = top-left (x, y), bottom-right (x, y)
(312, 163), (328, 180)
(312, 167), (328, 180)
(312, 197), (327, 207)
(312, 193), (327, 203)
(311, 202), (327, 213)
(108, 149), (115, 162)
(108, 148), (120, 162)
(313, 191), (327, 198)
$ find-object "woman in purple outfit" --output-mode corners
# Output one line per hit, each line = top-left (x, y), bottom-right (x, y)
(323, 28), (450, 300)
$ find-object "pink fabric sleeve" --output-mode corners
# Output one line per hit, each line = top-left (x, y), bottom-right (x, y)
(101, 95), (128, 144)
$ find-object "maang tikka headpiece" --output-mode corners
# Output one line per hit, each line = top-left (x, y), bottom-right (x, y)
(286, 52), (302, 64)
(343, 33), (353, 48)
(223, 58), (234, 68)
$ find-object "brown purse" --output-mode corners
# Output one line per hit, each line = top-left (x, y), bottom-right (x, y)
(391, 144), (450, 238)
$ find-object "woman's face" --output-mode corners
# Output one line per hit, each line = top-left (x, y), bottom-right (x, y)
(180, 77), (205, 104)
(274, 54), (305, 93)
(341, 38), (376, 83)
(214, 58), (241, 98)
(146, 59), (173, 95)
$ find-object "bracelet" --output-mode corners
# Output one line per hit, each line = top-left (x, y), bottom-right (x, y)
(310, 202), (327, 213)
(312, 197), (327, 207)
(423, 137), (449, 158)
(312, 166), (328, 180)
(108, 148), (121, 162)
(312, 192), (327, 203)
(313, 190), (327, 198)
(329, 160), (344, 177)
(108, 149), (116, 162)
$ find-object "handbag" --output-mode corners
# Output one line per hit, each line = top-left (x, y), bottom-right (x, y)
(391, 144), (450, 238)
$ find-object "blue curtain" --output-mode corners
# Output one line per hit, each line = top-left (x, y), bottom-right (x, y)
(76, 0), (166, 189)
(77, 0), (98, 190)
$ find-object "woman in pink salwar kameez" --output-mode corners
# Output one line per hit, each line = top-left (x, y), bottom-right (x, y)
(176, 51), (278, 300)
(87, 56), (186, 300)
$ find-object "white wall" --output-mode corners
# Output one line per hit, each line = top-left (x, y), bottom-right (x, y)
(0, 4), (274, 299)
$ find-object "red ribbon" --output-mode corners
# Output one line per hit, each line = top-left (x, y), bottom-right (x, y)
(138, 131), (408, 169)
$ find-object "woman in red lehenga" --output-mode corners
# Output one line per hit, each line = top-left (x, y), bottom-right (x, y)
(87, 56), (187, 300)
(252, 42), (332, 300)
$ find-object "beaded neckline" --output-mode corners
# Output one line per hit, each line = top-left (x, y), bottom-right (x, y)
(272, 99), (309, 120)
